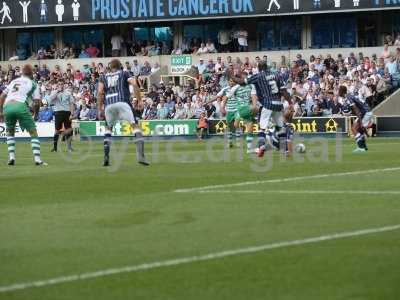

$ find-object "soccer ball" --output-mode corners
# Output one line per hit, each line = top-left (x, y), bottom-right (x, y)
(295, 143), (306, 153)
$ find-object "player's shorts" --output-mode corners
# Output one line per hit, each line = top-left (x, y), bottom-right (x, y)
(360, 112), (373, 128)
(259, 107), (284, 130)
(226, 111), (238, 124)
(105, 102), (136, 127)
(237, 105), (253, 123)
(4, 102), (36, 131)
(54, 111), (72, 131)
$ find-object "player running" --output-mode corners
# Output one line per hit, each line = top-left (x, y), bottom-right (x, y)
(219, 77), (240, 148)
(247, 61), (287, 158)
(97, 59), (149, 167)
(338, 85), (372, 153)
(226, 73), (259, 153)
(0, 64), (47, 166)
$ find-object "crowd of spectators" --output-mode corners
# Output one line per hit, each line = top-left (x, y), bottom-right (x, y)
(171, 28), (249, 55)
(1, 46), (399, 123)
(10, 30), (400, 61)
(10, 33), (174, 61)
(10, 43), (103, 61)
(0, 59), (159, 122)
(189, 47), (400, 119)
(9, 28), (250, 61)
(384, 34), (400, 47)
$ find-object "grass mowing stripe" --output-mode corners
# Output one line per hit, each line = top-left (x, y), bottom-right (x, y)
(174, 166), (400, 193)
(197, 190), (400, 195)
(1, 224), (399, 294)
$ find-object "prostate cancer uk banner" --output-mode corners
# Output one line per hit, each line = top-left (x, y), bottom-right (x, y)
(0, 0), (398, 28)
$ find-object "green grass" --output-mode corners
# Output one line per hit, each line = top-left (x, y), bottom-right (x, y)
(0, 137), (400, 300)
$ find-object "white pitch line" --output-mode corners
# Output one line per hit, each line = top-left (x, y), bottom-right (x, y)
(197, 190), (400, 195)
(0, 224), (399, 294)
(174, 166), (400, 193)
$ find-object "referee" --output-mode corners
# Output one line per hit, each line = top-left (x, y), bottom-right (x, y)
(48, 82), (75, 152)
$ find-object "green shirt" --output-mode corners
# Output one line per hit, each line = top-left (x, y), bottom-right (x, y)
(218, 86), (237, 112)
(227, 84), (256, 109)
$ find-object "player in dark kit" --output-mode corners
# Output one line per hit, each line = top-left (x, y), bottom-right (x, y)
(247, 61), (288, 157)
(97, 59), (149, 166)
(338, 85), (373, 153)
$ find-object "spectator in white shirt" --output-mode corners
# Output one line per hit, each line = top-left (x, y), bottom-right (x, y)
(174, 102), (187, 119)
(151, 62), (160, 73)
(218, 28), (231, 52)
(111, 34), (124, 57)
(196, 43), (209, 55)
(206, 39), (217, 53)
(9, 51), (19, 61)
(171, 46), (182, 55)
(79, 105), (90, 120)
(197, 59), (206, 74)
(394, 35), (400, 46)
(236, 29), (248, 52)
(131, 59), (141, 76)
(214, 57), (222, 73)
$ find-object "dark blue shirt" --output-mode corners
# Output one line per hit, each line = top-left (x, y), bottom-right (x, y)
(100, 70), (132, 107)
(346, 95), (370, 117)
(248, 70), (284, 111)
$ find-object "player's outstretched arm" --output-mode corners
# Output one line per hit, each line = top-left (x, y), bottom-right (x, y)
(97, 82), (105, 120)
(128, 77), (143, 109)
(251, 94), (259, 115)
(0, 92), (6, 122)
(281, 88), (291, 103)
(70, 101), (76, 120)
(128, 77), (141, 100)
(220, 96), (227, 116)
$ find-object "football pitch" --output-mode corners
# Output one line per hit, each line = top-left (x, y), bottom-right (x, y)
(0, 137), (399, 300)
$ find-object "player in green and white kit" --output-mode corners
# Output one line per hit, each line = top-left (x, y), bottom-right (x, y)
(226, 73), (258, 153)
(0, 64), (47, 166)
(220, 77), (241, 147)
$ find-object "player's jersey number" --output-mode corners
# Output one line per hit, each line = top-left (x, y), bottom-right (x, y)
(268, 80), (279, 94)
(11, 84), (21, 93)
(106, 75), (119, 88)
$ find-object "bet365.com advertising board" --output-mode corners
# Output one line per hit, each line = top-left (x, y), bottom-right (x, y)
(79, 120), (198, 137)
(78, 117), (347, 138)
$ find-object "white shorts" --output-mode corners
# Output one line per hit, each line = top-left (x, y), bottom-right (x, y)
(361, 112), (373, 128)
(105, 102), (136, 127)
(259, 107), (284, 130)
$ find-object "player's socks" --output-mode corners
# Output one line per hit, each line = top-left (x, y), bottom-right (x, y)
(65, 132), (73, 152)
(227, 130), (234, 148)
(7, 136), (16, 163)
(257, 131), (266, 157)
(235, 131), (241, 146)
(277, 128), (287, 150)
(245, 133), (254, 151)
(360, 135), (368, 150)
(257, 131), (266, 149)
(268, 130), (280, 150)
(355, 133), (366, 149)
(52, 133), (59, 152)
(103, 133), (112, 166)
(134, 132), (149, 166)
(31, 138), (43, 164)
